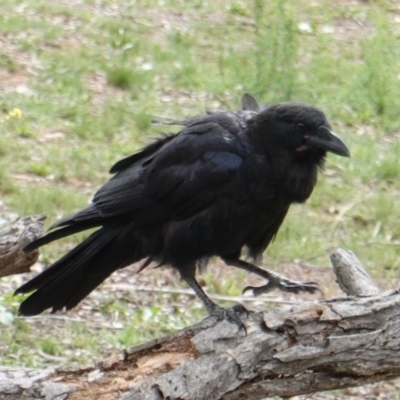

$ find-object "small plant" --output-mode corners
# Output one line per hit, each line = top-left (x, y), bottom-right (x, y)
(252, 0), (299, 100)
(38, 339), (60, 356)
(106, 67), (136, 90)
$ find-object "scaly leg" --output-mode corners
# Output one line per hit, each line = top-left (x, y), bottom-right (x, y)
(181, 275), (247, 332)
(222, 257), (320, 296)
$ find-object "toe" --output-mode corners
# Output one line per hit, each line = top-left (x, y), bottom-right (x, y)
(231, 303), (249, 318)
(209, 305), (247, 333)
(242, 279), (320, 296)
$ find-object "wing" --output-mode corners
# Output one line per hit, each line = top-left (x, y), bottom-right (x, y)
(109, 134), (178, 174)
(66, 114), (250, 229)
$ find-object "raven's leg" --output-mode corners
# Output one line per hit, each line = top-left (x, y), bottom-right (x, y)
(180, 271), (246, 331)
(222, 257), (320, 296)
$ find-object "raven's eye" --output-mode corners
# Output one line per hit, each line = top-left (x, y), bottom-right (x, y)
(296, 122), (306, 133)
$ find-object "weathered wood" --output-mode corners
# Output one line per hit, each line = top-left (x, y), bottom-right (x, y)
(330, 248), (380, 296)
(1, 249), (399, 400)
(0, 214), (46, 278)
(122, 292), (400, 400)
(0, 367), (73, 400)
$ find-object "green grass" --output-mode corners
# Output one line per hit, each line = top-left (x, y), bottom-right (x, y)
(0, 0), (400, 374)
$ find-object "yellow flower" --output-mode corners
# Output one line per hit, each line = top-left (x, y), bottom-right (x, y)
(5, 107), (22, 120)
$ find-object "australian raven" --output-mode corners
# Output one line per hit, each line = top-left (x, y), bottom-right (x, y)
(16, 94), (350, 328)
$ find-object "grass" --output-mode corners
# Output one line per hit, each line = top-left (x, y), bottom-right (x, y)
(0, 0), (399, 381)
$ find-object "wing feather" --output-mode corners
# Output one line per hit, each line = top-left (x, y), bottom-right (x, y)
(63, 113), (250, 228)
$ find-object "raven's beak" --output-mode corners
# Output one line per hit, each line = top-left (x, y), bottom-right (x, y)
(306, 128), (350, 157)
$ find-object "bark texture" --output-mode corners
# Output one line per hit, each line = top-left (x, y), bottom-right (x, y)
(1, 249), (399, 400)
(0, 214), (46, 279)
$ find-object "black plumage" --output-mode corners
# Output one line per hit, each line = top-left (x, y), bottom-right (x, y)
(15, 94), (350, 328)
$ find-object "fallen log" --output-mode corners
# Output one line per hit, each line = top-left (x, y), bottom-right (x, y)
(1, 249), (399, 400)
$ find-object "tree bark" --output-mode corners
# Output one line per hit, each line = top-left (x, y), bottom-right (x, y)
(0, 214), (46, 279)
(0, 214), (46, 324)
(1, 249), (400, 400)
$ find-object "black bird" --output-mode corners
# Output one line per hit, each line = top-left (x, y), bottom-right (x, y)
(15, 94), (350, 328)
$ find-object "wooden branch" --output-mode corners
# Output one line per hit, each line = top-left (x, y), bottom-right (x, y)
(0, 214), (46, 278)
(1, 249), (400, 400)
(330, 248), (380, 296)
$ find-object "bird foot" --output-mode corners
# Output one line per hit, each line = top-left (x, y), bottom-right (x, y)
(243, 274), (320, 296)
(231, 303), (249, 317)
(207, 303), (248, 333)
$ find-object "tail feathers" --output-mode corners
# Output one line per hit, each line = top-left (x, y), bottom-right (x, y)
(50, 206), (101, 230)
(18, 229), (110, 294)
(24, 205), (104, 253)
(24, 220), (101, 253)
(16, 228), (125, 316)
(18, 267), (109, 316)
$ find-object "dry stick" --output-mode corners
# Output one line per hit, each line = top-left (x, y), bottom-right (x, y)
(104, 283), (298, 304)
(3, 248), (400, 400)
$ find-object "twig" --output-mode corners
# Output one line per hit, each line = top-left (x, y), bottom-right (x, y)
(103, 283), (299, 304)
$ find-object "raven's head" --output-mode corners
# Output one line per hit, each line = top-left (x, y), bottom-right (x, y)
(249, 102), (350, 159)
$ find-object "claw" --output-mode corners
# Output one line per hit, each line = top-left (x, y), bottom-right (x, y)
(243, 277), (320, 297)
